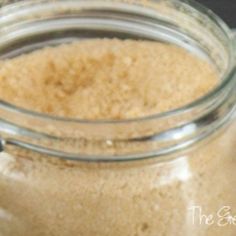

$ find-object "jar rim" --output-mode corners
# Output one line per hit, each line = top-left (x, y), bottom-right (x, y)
(0, 0), (235, 125)
(0, 0), (235, 162)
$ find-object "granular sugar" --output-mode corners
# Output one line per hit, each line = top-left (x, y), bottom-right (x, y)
(0, 39), (235, 236)
(0, 39), (218, 119)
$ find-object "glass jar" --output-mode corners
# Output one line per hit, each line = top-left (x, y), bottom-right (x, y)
(0, 0), (236, 236)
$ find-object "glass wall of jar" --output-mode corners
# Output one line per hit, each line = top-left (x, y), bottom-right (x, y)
(0, 0), (235, 236)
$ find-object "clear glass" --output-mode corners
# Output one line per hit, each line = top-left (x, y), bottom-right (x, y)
(0, 0), (236, 236)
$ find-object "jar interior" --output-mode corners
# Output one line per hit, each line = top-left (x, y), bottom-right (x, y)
(0, 0), (234, 161)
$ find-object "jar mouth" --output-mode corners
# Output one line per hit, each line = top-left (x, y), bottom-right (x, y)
(0, 0), (235, 162)
(0, 0), (235, 125)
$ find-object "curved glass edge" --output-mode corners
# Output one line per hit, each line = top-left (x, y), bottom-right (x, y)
(0, 0), (233, 125)
(0, 1), (235, 162)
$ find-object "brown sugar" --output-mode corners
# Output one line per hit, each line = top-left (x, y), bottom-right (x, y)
(0, 39), (218, 119)
(0, 39), (235, 236)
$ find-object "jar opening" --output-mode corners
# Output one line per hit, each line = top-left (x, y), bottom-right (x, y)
(0, 0), (235, 161)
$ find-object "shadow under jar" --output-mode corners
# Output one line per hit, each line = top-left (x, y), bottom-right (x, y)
(0, 0), (236, 236)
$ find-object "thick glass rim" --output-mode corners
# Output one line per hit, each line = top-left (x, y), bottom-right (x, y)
(0, 0), (235, 126)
